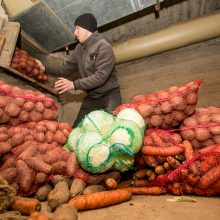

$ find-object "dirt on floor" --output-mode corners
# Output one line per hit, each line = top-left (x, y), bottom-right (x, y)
(76, 195), (220, 220)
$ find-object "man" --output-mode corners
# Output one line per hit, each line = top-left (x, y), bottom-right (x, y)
(41, 13), (122, 127)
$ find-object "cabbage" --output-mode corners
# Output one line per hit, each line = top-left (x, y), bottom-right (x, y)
(67, 127), (84, 152)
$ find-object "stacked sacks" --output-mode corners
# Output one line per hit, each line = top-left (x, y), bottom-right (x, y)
(66, 108), (146, 173)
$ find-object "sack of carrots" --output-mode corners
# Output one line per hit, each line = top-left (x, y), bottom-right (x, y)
(10, 47), (48, 82)
(0, 80), (58, 125)
(114, 80), (202, 129)
(0, 120), (72, 155)
(0, 141), (78, 195)
(134, 129), (185, 176)
(178, 107), (220, 150)
(150, 143), (220, 196)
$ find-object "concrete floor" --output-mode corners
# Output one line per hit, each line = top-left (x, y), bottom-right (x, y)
(77, 195), (220, 220)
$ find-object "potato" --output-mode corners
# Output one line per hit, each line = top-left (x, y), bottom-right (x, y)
(160, 101), (172, 113)
(10, 133), (24, 147)
(183, 117), (198, 127)
(197, 114), (210, 124)
(29, 111), (43, 121)
(211, 114), (220, 123)
(83, 185), (106, 195)
(35, 172), (47, 184)
(0, 142), (12, 154)
(42, 109), (53, 120)
(213, 135), (220, 144)
(168, 86), (178, 94)
(35, 102), (45, 113)
(5, 103), (21, 117)
(0, 133), (9, 142)
(180, 129), (195, 140)
(23, 101), (35, 111)
(53, 130), (67, 145)
(137, 104), (153, 117)
(36, 183), (52, 201)
(209, 126), (220, 135)
(46, 121), (57, 132)
(191, 138), (201, 150)
(34, 132), (45, 143)
(171, 110), (185, 122)
(132, 94), (146, 103)
(15, 97), (25, 106)
(195, 128), (210, 141)
(150, 115), (163, 127)
(186, 92), (197, 104)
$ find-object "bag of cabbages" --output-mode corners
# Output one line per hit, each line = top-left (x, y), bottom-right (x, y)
(66, 108), (146, 173)
(114, 80), (201, 129)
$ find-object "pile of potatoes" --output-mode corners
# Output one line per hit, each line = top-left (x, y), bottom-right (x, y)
(0, 120), (72, 155)
(114, 80), (201, 129)
(179, 107), (220, 150)
(10, 47), (48, 82)
(0, 80), (58, 125)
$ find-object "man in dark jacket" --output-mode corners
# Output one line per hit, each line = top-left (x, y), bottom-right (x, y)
(43, 13), (122, 127)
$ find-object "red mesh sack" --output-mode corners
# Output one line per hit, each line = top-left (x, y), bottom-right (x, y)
(0, 120), (72, 155)
(134, 129), (185, 177)
(0, 141), (80, 195)
(178, 107), (220, 150)
(114, 80), (201, 129)
(10, 47), (49, 82)
(151, 144), (220, 196)
(0, 80), (58, 125)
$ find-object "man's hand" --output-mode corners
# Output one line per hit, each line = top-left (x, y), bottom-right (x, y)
(55, 77), (75, 94)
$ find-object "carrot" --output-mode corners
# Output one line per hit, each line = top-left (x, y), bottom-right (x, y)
(87, 174), (106, 185)
(11, 196), (41, 215)
(142, 145), (184, 156)
(167, 156), (181, 169)
(122, 186), (166, 195)
(198, 164), (220, 189)
(156, 156), (167, 163)
(183, 183), (193, 195)
(151, 132), (164, 146)
(132, 169), (149, 179)
(105, 178), (118, 190)
(146, 170), (156, 181)
(155, 165), (165, 175)
(168, 182), (183, 196)
(163, 162), (171, 171)
(199, 156), (220, 173)
(117, 180), (132, 188)
(131, 179), (149, 187)
(179, 168), (188, 179)
(188, 173), (200, 186)
(27, 211), (49, 220)
(68, 189), (132, 210)
(183, 140), (194, 160)
(142, 155), (159, 167)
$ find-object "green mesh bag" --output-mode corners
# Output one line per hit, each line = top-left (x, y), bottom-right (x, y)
(108, 117), (143, 154)
(80, 110), (115, 136)
(66, 127), (84, 152)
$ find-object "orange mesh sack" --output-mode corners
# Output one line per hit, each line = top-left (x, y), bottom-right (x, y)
(178, 107), (220, 150)
(11, 47), (48, 82)
(134, 129), (185, 176)
(151, 144), (220, 196)
(0, 80), (58, 125)
(114, 80), (201, 129)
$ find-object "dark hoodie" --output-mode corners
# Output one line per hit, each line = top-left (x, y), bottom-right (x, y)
(46, 32), (120, 99)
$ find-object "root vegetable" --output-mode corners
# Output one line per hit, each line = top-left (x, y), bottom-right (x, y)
(142, 155), (159, 167)
(0, 167), (17, 184)
(36, 184), (53, 201)
(211, 114), (220, 123)
(53, 204), (78, 220)
(150, 115), (163, 127)
(155, 165), (165, 175)
(121, 187), (166, 195)
(5, 103), (21, 117)
(70, 178), (87, 198)
(195, 128), (210, 141)
(83, 185), (106, 194)
(48, 181), (70, 210)
(180, 130), (195, 140)
(66, 152), (79, 176)
(68, 189), (132, 210)
(10, 133), (24, 147)
(105, 178), (118, 190)
(167, 156), (181, 169)
(142, 145), (184, 156)
(11, 196), (41, 215)
(183, 140), (194, 160)
(35, 172), (47, 184)
(0, 142), (12, 154)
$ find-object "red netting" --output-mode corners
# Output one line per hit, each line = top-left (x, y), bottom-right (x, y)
(114, 80), (202, 129)
(134, 129), (185, 176)
(0, 80), (58, 125)
(177, 107), (220, 150)
(0, 141), (91, 195)
(10, 47), (49, 82)
(150, 144), (220, 196)
(0, 120), (72, 155)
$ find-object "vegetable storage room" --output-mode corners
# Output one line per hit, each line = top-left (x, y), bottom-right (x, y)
(0, 0), (220, 219)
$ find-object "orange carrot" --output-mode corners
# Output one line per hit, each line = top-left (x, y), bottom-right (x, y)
(167, 156), (181, 169)
(146, 170), (157, 181)
(68, 189), (132, 210)
(142, 155), (159, 167)
(188, 173), (200, 186)
(151, 132), (164, 146)
(155, 165), (165, 175)
(105, 178), (118, 190)
(27, 211), (49, 220)
(117, 180), (132, 188)
(198, 164), (220, 189)
(163, 162), (171, 171)
(142, 145), (184, 156)
(168, 182), (183, 196)
(132, 179), (149, 187)
(183, 140), (194, 160)
(11, 196), (41, 215)
(132, 169), (149, 179)
(199, 156), (220, 173)
(122, 186), (166, 195)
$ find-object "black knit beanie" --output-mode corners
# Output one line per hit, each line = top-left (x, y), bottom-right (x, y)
(74, 13), (97, 33)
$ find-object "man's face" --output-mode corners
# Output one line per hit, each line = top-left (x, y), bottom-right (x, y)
(73, 26), (92, 44)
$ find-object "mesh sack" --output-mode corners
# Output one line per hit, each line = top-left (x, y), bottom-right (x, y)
(0, 80), (58, 125)
(151, 144), (220, 196)
(0, 141), (94, 195)
(0, 120), (72, 155)
(67, 109), (144, 173)
(114, 80), (201, 129)
(178, 107), (220, 150)
(10, 47), (49, 82)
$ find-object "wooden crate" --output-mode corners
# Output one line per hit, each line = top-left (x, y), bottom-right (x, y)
(0, 19), (57, 97)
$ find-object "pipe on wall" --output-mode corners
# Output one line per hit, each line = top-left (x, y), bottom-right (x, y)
(113, 10), (220, 64)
